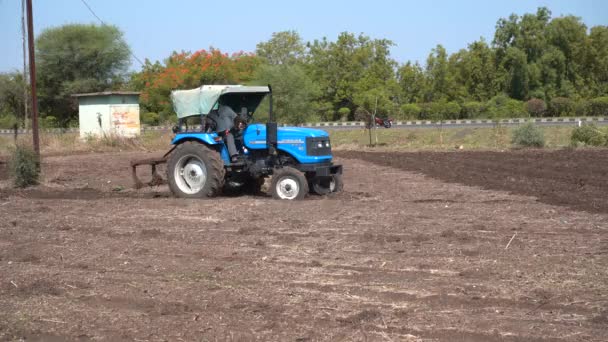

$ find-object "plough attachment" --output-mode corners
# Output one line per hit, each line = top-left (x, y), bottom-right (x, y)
(130, 157), (167, 189)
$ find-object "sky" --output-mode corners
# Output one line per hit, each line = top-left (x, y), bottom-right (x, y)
(0, 0), (607, 73)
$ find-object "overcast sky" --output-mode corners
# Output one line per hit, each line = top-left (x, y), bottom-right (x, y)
(0, 0), (606, 73)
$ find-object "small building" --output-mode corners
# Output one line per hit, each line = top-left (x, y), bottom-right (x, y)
(73, 91), (141, 138)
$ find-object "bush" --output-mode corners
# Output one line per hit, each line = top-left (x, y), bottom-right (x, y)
(487, 95), (526, 118)
(140, 112), (160, 126)
(461, 101), (484, 119)
(511, 123), (545, 148)
(589, 97), (608, 116)
(549, 97), (574, 117)
(526, 98), (546, 117)
(399, 103), (421, 120)
(337, 107), (350, 121)
(40, 115), (58, 128)
(574, 100), (591, 117)
(0, 113), (18, 129)
(423, 101), (461, 120)
(9, 145), (39, 188)
(570, 124), (607, 146)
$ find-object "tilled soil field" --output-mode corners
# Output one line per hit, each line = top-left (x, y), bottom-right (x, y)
(0, 150), (607, 341)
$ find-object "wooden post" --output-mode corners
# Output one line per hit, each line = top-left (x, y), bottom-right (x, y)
(26, 0), (40, 159)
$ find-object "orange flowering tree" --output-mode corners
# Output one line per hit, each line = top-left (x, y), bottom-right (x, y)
(132, 49), (260, 121)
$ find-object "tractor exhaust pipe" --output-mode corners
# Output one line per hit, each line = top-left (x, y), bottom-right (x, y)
(266, 84), (278, 155)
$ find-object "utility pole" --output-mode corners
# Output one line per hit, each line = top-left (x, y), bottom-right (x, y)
(26, 0), (40, 158)
(21, 0), (28, 128)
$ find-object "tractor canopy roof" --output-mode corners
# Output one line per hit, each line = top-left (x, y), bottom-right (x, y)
(171, 85), (270, 119)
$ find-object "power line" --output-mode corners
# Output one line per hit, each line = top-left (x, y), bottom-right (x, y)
(78, 0), (144, 66)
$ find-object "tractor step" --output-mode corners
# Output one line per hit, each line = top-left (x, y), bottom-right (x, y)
(130, 157), (167, 189)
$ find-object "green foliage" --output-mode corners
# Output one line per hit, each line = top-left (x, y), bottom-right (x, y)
(0, 113), (18, 129)
(256, 31), (305, 65)
(512, 122), (545, 147)
(39, 116), (58, 129)
(9, 145), (39, 188)
(549, 97), (574, 116)
(36, 24), (131, 125)
(588, 97), (608, 116)
(399, 103), (422, 120)
(486, 95), (526, 118)
(461, 101), (485, 118)
(0, 72), (27, 126)
(337, 107), (351, 121)
(253, 64), (319, 124)
(570, 124), (607, 146)
(141, 112), (160, 126)
(526, 98), (547, 117)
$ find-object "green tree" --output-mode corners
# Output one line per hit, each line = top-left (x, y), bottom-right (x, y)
(424, 45), (455, 101)
(450, 39), (498, 101)
(307, 32), (398, 118)
(253, 64), (320, 124)
(36, 24), (131, 125)
(0, 72), (27, 128)
(256, 30), (305, 65)
(397, 62), (425, 103)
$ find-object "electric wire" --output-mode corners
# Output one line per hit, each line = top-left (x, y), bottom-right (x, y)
(78, 0), (144, 66)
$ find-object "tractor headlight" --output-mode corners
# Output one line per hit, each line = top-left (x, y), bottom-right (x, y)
(306, 137), (332, 156)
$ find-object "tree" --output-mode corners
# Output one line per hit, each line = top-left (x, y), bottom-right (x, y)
(397, 62), (425, 103)
(450, 39), (498, 101)
(0, 73), (27, 128)
(131, 49), (259, 119)
(424, 45), (456, 102)
(253, 64), (319, 124)
(307, 32), (398, 118)
(256, 31), (305, 65)
(36, 24), (131, 125)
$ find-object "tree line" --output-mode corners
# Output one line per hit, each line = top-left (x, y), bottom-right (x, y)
(1, 7), (607, 128)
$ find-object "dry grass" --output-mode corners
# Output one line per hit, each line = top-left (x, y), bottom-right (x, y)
(0, 131), (172, 157)
(329, 125), (575, 151)
(0, 125), (579, 157)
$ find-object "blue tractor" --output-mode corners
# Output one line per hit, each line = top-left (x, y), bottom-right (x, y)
(132, 85), (342, 200)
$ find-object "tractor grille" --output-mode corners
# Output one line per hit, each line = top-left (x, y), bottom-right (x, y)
(306, 137), (332, 156)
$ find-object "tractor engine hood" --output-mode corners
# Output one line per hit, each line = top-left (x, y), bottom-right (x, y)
(243, 124), (333, 164)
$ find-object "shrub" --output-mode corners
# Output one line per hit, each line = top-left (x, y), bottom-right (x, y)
(487, 95), (526, 118)
(424, 101), (461, 120)
(140, 112), (160, 126)
(589, 97), (608, 116)
(511, 122), (545, 148)
(574, 100), (591, 117)
(570, 124), (607, 146)
(9, 145), (39, 188)
(526, 98), (546, 117)
(40, 115), (58, 128)
(337, 107), (350, 121)
(461, 101), (484, 119)
(0, 113), (18, 129)
(399, 103), (421, 120)
(549, 97), (574, 117)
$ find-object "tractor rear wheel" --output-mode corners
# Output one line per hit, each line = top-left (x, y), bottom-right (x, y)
(270, 166), (308, 200)
(167, 141), (225, 198)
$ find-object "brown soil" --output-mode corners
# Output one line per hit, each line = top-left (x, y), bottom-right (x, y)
(0, 150), (607, 341)
(337, 149), (608, 214)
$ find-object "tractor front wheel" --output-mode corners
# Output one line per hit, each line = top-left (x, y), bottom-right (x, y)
(270, 166), (308, 200)
(310, 174), (343, 195)
(167, 141), (225, 198)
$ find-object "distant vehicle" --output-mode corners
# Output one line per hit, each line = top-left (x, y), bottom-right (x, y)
(375, 116), (393, 128)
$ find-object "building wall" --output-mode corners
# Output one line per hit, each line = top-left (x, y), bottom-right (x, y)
(78, 95), (140, 138)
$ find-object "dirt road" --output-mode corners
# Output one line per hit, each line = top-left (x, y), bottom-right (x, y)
(0, 150), (606, 341)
